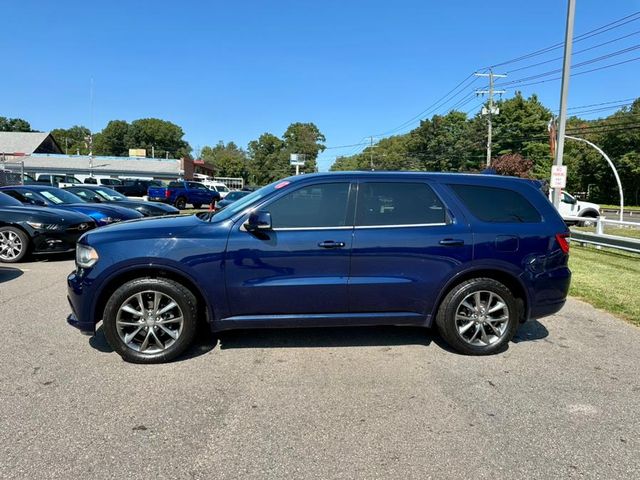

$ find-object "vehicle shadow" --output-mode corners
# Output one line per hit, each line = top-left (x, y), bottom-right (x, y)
(29, 252), (75, 263)
(89, 324), (218, 361)
(512, 320), (549, 343)
(217, 325), (433, 349)
(0, 266), (23, 283)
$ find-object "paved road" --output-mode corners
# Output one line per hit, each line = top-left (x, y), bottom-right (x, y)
(1, 258), (639, 480)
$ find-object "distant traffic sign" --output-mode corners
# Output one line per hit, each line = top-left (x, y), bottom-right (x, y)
(550, 165), (567, 189)
(290, 154), (305, 166)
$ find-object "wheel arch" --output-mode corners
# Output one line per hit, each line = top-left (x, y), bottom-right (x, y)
(579, 208), (599, 218)
(431, 268), (530, 324)
(93, 265), (212, 329)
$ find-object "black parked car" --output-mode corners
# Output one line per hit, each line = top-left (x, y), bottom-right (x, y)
(113, 179), (165, 197)
(214, 190), (251, 211)
(64, 185), (180, 217)
(0, 192), (95, 263)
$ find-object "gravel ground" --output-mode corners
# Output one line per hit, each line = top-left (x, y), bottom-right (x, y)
(1, 258), (638, 480)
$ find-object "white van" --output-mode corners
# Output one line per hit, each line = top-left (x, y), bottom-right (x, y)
(200, 180), (231, 198)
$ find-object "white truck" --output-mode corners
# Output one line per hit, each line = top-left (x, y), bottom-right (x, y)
(554, 191), (601, 226)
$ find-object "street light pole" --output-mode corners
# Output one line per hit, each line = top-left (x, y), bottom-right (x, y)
(552, 0), (576, 209)
(565, 135), (624, 222)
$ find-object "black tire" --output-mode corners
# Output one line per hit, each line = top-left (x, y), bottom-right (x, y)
(435, 277), (518, 355)
(175, 197), (187, 209)
(579, 213), (598, 227)
(103, 277), (198, 363)
(192, 203), (202, 209)
(0, 226), (30, 263)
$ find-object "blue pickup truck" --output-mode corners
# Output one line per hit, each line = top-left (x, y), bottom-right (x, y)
(147, 180), (220, 209)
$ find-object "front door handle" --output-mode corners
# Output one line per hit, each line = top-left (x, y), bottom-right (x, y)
(318, 241), (346, 249)
(439, 238), (465, 246)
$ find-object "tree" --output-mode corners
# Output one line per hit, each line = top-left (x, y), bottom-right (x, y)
(492, 153), (533, 178)
(93, 120), (129, 156)
(201, 141), (248, 179)
(408, 111), (481, 172)
(0, 117), (32, 132)
(247, 133), (288, 185)
(124, 118), (191, 158)
(282, 122), (326, 174)
(50, 125), (91, 155)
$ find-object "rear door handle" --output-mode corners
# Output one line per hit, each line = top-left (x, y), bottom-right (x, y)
(439, 238), (465, 246)
(318, 241), (346, 249)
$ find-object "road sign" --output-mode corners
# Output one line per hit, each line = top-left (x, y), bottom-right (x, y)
(290, 154), (305, 166)
(550, 165), (567, 189)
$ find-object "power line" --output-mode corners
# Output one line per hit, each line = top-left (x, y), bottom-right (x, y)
(486, 11), (640, 69)
(371, 73), (480, 138)
(495, 44), (640, 88)
(506, 29), (640, 74)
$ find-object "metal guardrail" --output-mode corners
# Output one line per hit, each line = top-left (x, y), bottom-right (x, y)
(566, 215), (640, 254)
(570, 230), (640, 254)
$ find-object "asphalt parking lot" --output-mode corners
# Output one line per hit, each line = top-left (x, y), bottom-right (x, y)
(1, 258), (639, 480)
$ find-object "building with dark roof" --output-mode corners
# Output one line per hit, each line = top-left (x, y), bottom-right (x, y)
(0, 132), (62, 157)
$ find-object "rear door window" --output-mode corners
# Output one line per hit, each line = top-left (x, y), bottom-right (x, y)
(449, 184), (541, 223)
(355, 182), (446, 227)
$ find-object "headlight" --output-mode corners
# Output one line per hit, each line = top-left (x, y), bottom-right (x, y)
(26, 222), (60, 230)
(76, 244), (99, 268)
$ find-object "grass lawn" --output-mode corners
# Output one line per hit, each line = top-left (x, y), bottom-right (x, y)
(572, 226), (640, 239)
(600, 204), (640, 212)
(569, 245), (640, 326)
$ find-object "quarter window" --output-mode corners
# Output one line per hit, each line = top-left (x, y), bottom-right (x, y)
(266, 183), (351, 229)
(449, 184), (541, 223)
(355, 182), (446, 226)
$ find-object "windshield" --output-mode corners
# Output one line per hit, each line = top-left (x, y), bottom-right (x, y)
(211, 179), (291, 222)
(39, 188), (85, 205)
(0, 192), (22, 207)
(95, 187), (127, 201)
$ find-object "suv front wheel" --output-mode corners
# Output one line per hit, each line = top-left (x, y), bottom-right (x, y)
(103, 277), (198, 363)
(436, 278), (518, 355)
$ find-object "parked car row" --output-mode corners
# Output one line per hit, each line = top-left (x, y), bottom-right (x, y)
(0, 183), (178, 263)
(0, 179), (256, 263)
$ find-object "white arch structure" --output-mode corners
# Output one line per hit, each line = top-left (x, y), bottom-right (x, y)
(565, 135), (623, 222)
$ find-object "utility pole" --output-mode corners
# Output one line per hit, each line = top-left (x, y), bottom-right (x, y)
(475, 69), (506, 167)
(369, 136), (374, 171)
(552, 0), (576, 210)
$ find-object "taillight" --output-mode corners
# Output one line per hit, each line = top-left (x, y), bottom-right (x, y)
(556, 233), (570, 254)
(165, 189), (171, 199)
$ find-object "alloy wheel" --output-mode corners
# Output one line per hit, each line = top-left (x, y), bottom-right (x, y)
(0, 231), (24, 261)
(455, 290), (510, 346)
(116, 290), (184, 354)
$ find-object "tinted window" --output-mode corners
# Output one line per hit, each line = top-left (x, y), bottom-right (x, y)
(450, 184), (541, 223)
(168, 181), (181, 188)
(188, 182), (207, 190)
(267, 183), (351, 229)
(355, 182), (446, 226)
(84, 177), (97, 184)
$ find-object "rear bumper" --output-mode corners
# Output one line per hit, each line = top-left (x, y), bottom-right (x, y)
(527, 266), (571, 320)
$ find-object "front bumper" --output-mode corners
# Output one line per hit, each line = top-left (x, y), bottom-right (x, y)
(32, 223), (95, 254)
(67, 271), (96, 335)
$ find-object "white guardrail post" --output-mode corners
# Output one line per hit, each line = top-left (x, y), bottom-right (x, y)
(596, 216), (604, 235)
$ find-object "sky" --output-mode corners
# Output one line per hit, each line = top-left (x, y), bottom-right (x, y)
(2, 0), (639, 171)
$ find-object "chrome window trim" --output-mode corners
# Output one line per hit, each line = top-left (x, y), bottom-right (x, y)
(271, 222), (448, 232)
(272, 226), (354, 231)
(354, 222), (448, 229)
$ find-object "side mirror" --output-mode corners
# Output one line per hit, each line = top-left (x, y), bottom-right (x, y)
(31, 199), (47, 207)
(91, 197), (103, 203)
(245, 211), (272, 231)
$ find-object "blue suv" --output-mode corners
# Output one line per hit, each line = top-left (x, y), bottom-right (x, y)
(67, 172), (571, 363)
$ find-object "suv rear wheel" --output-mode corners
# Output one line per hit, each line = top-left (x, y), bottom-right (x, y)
(103, 277), (198, 363)
(436, 278), (518, 355)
